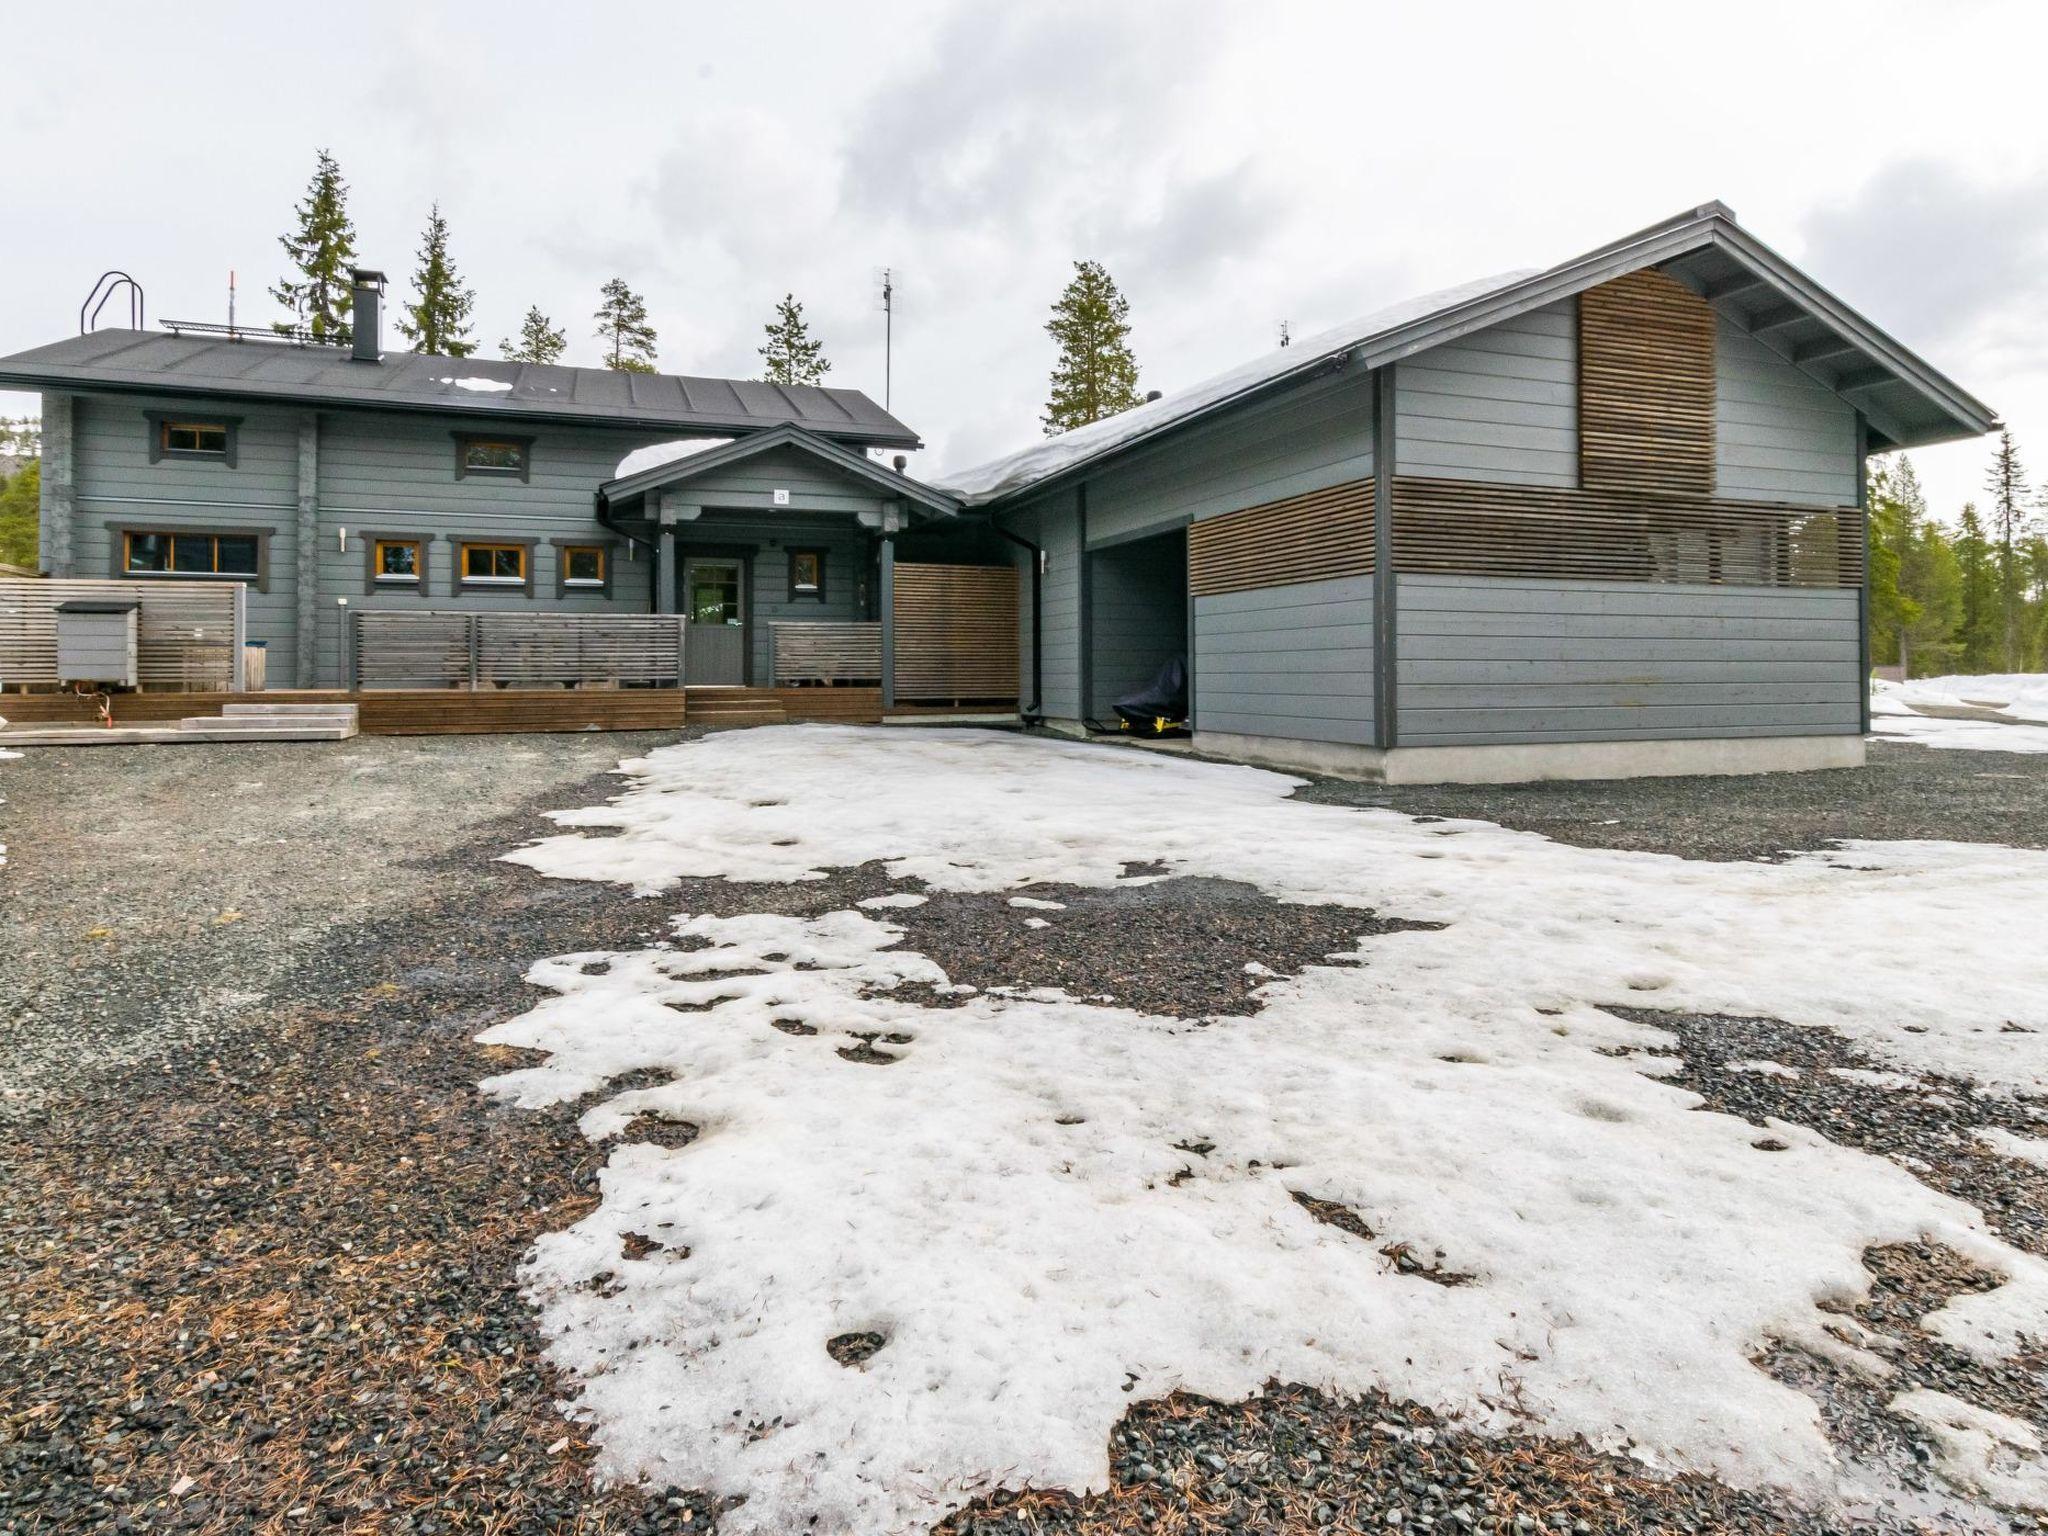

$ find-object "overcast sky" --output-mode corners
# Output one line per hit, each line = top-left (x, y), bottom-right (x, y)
(6, 0), (2046, 519)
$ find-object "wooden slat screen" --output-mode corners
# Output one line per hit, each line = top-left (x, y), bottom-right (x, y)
(891, 563), (1018, 702)
(353, 611), (686, 689)
(1579, 269), (1717, 496)
(770, 621), (882, 684)
(1391, 477), (1863, 589)
(1186, 479), (1373, 598)
(0, 578), (243, 689)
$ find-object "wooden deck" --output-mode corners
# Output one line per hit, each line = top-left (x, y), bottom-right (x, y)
(1, 685), (885, 736)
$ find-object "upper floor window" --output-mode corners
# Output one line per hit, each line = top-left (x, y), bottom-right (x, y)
(146, 412), (241, 467)
(124, 530), (259, 578)
(454, 433), (533, 482)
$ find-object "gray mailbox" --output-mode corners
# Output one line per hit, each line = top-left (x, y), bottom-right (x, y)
(56, 598), (141, 687)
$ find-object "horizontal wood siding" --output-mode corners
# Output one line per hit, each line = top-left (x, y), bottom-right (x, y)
(1395, 575), (1862, 745)
(69, 393), (301, 681)
(1396, 300), (1577, 487)
(1579, 271), (1715, 496)
(1001, 491), (1081, 718)
(892, 562), (1019, 701)
(1715, 317), (1859, 506)
(1089, 532), (1185, 717)
(1192, 574), (1374, 745)
(1187, 480), (1372, 597)
(1086, 366), (1375, 545)
(769, 621), (882, 683)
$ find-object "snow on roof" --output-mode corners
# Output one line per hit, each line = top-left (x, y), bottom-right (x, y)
(934, 268), (1538, 505)
(437, 375), (515, 394)
(615, 437), (733, 479)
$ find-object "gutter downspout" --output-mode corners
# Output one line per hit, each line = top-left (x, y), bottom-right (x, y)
(595, 489), (661, 613)
(988, 514), (1044, 725)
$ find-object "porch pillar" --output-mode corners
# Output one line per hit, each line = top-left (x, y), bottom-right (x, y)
(879, 532), (896, 709)
(654, 494), (678, 615)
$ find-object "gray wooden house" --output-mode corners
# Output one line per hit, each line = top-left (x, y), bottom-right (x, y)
(939, 203), (1996, 782)
(0, 270), (953, 704)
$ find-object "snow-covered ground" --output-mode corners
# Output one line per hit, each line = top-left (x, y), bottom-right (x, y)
(1873, 675), (2048, 753)
(484, 728), (2048, 1533)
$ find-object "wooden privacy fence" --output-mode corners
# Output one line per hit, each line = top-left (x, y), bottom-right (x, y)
(770, 621), (882, 684)
(891, 563), (1018, 702)
(351, 611), (686, 690)
(0, 577), (245, 690)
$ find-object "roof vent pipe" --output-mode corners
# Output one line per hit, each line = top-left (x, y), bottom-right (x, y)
(1144, 390), (1162, 403)
(349, 268), (386, 362)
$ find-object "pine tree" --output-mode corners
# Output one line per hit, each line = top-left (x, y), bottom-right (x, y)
(759, 293), (831, 386)
(593, 279), (658, 373)
(396, 203), (477, 358)
(1982, 428), (2034, 668)
(1042, 260), (1141, 434)
(500, 306), (567, 365)
(270, 148), (359, 344)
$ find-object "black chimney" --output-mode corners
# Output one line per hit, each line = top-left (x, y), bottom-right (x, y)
(350, 268), (386, 362)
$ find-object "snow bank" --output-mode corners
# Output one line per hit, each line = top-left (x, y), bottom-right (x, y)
(932, 270), (1535, 502)
(487, 728), (2048, 1532)
(1880, 674), (2048, 723)
(614, 437), (732, 481)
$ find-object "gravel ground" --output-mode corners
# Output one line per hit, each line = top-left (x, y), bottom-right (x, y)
(1293, 737), (2048, 861)
(3, 728), (2044, 1533)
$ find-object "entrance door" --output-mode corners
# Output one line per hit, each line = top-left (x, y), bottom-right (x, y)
(683, 557), (747, 685)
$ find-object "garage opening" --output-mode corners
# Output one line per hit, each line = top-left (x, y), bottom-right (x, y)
(1087, 527), (1188, 729)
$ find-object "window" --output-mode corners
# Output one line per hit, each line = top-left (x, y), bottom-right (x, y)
(146, 412), (241, 466)
(374, 539), (422, 582)
(454, 434), (534, 481)
(788, 547), (825, 601)
(123, 530), (259, 577)
(162, 421), (229, 455)
(562, 545), (606, 586)
(460, 542), (528, 583)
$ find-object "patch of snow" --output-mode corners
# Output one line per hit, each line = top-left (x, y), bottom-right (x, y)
(614, 437), (732, 481)
(857, 892), (928, 910)
(1876, 673), (2048, 723)
(435, 375), (515, 393)
(1007, 896), (1065, 911)
(931, 270), (1537, 502)
(1826, 1067), (1927, 1091)
(487, 729), (2048, 1532)
(1890, 1389), (2048, 1510)
(1022, 915), (1050, 929)
(1731, 1059), (1802, 1079)
(1978, 1127), (2048, 1171)
(1870, 711), (2048, 754)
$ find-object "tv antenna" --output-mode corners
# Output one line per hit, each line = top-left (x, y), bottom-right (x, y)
(1278, 320), (1291, 349)
(880, 268), (895, 410)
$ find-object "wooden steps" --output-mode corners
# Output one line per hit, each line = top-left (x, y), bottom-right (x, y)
(684, 687), (884, 729)
(2, 702), (359, 746)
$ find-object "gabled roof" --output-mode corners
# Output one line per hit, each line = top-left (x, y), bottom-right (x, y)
(0, 329), (921, 448)
(938, 202), (1998, 507)
(599, 423), (960, 518)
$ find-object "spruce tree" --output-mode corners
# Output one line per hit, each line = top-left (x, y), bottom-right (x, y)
(500, 306), (567, 365)
(0, 458), (38, 569)
(396, 203), (477, 358)
(1982, 428), (2033, 668)
(593, 279), (658, 373)
(1955, 503), (2001, 672)
(1042, 260), (1142, 434)
(270, 148), (359, 344)
(759, 293), (831, 386)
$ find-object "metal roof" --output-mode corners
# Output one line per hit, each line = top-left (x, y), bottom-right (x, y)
(600, 423), (960, 517)
(940, 202), (1998, 507)
(0, 328), (922, 448)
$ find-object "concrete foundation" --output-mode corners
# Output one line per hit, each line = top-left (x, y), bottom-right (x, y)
(1191, 730), (1865, 785)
